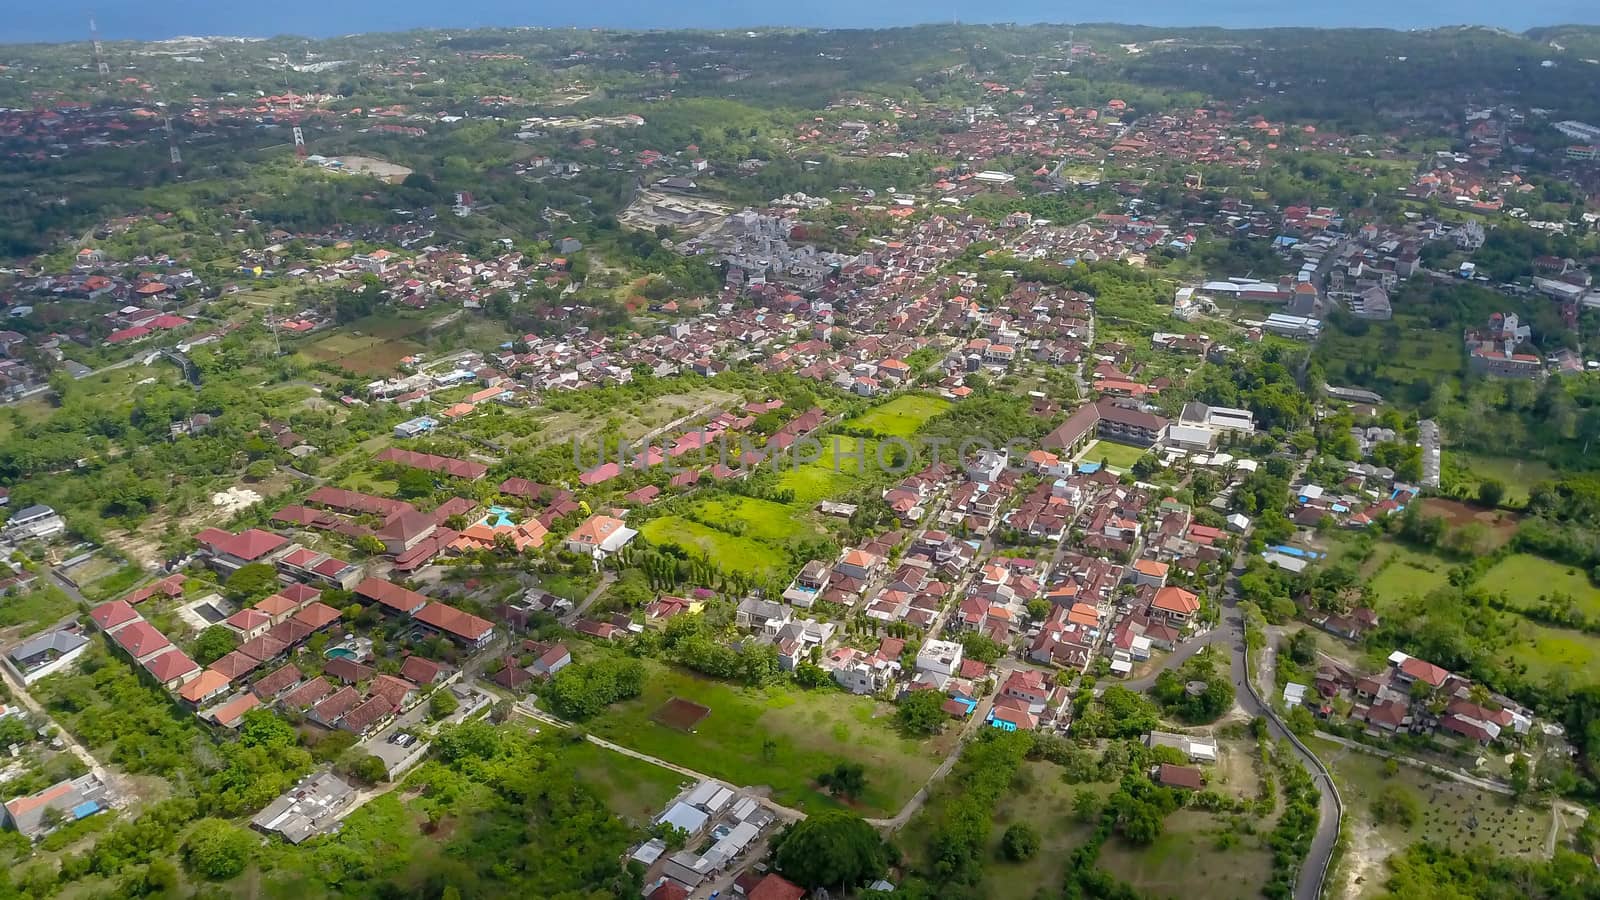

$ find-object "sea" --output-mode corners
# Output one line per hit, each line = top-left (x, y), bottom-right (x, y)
(10, 0), (1600, 44)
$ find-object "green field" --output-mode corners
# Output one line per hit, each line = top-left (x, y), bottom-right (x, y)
(562, 740), (690, 825)
(845, 394), (951, 438)
(1316, 311), (1465, 393)
(1503, 621), (1600, 680)
(694, 496), (827, 545)
(0, 585), (81, 641)
(642, 395), (950, 579)
(1097, 810), (1275, 898)
(582, 660), (944, 816)
(1364, 544), (1453, 611)
(1479, 554), (1600, 617)
(1454, 453), (1554, 506)
(774, 434), (880, 503)
(638, 517), (784, 576)
(980, 763), (1108, 896)
(1082, 439), (1152, 471)
(298, 314), (432, 375)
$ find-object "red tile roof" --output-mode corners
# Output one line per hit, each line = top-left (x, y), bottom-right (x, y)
(143, 648), (199, 682)
(292, 601), (342, 631)
(208, 693), (260, 728)
(194, 527), (288, 561)
(179, 668), (233, 703)
(354, 577), (428, 615)
(113, 621), (171, 658)
(340, 696), (394, 733)
(414, 602), (494, 642)
(281, 677), (334, 708)
(1399, 656), (1449, 687)
(251, 663), (304, 699)
(748, 873), (807, 900)
(374, 447), (487, 480)
(210, 650), (264, 679)
(399, 656), (444, 684)
(90, 600), (139, 631)
(312, 685), (362, 722)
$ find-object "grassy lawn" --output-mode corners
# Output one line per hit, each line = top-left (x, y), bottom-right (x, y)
(638, 517), (783, 576)
(981, 763), (1108, 896)
(1454, 452), (1554, 506)
(582, 660), (944, 816)
(1081, 439), (1151, 471)
(1478, 554), (1600, 617)
(844, 394), (951, 438)
(562, 740), (690, 825)
(1362, 542), (1453, 611)
(1097, 810), (1275, 899)
(694, 497), (827, 545)
(0, 585), (81, 641)
(1308, 737), (1552, 861)
(1503, 621), (1600, 680)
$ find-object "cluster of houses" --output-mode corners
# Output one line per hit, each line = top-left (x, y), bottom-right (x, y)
(1298, 651), (1534, 747)
(631, 779), (789, 899)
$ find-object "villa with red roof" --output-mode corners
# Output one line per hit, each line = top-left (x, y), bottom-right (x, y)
(194, 527), (290, 574)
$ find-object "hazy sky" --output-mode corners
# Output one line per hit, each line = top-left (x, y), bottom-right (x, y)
(15, 0), (1600, 44)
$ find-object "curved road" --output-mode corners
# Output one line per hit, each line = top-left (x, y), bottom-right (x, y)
(1218, 581), (1342, 900)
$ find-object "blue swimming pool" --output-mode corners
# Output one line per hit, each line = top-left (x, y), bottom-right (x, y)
(1269, 545), (1325, 560)
(481, 505), (516, 528)
(325, 647), (357, 660)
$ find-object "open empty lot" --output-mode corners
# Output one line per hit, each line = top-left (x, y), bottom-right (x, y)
(1362, 542), (1453, 611)
(1478, 554), (1600, 617)
(1309, 736), (1557, 897)
(298, 314), (431, 375)
(845, 393), (951, 438)
(583, 659), (945, 816)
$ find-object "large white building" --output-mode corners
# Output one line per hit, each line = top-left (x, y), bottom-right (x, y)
(915, 638), (964, 677)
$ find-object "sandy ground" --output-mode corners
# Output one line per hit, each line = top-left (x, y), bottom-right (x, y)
(211, 486), (262, 515)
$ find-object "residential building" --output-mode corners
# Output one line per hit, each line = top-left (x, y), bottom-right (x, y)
(6, 628), (89, 683)
(251, 771), (356, 844)
(4, 505), (65, 541)
(1, 774), (108, 839)
(564, 514), (637, 559)
(915, 639), (963, 677)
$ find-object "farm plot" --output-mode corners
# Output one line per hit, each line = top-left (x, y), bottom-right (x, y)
(299, 315), (430, 375)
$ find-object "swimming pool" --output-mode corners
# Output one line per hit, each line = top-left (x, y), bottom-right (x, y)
(480, 505), (516, 528)
(1268, 545), (1325, 560)
(325, 647), (357, 660)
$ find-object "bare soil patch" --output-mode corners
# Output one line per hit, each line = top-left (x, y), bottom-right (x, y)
(652, 697), (711, 732)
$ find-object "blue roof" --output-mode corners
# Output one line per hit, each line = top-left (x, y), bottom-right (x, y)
(70, 801), (100, 820)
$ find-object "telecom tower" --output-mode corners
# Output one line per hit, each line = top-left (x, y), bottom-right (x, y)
(165, 115), (181, 166)
(285, 75), (308, 158)
(90, 15), (110, 79)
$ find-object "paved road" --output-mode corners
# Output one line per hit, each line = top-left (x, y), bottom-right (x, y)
(47, 568), (90, 605)
(1120, 624), (1229, 692)
(1308, 729), (1513, 796)
(562, 571), (617, 625)
(1218, 577), (1341, 900)
(867, 679), (999, 830)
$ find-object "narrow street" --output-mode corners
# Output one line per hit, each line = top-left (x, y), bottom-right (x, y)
(1218, 556), (1342, 900)
(0, 653), (130, 798)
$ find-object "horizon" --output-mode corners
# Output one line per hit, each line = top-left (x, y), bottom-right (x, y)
(11, 1), (1600, 46)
